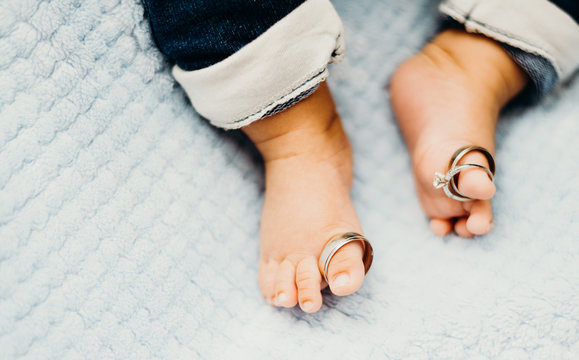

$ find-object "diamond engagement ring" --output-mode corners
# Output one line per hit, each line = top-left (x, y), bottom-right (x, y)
(432, 146), (496, 202)
(318, 232), (373, 283)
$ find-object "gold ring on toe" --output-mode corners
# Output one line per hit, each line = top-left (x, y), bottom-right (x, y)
(432, 145), (496, 202)
(318, 232), (373, 284)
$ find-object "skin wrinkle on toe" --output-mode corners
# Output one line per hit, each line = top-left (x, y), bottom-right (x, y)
(272, 259), (298, 307)
(296, 257), (323, 312)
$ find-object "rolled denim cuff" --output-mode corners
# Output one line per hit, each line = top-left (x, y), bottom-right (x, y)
(440, 0), (579, 99)
(172, 0), (344, 129)
(501, 45), (558, 100)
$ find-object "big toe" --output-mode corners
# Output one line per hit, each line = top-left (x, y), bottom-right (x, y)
(326, 241), (366, 296)
(458, 167), (496, 200)
(457, 151), (496, 200)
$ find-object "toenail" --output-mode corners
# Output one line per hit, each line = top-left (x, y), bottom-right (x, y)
(277, 292), (288, 304)
(332, 273), (350, 288)
(302, 301), (313, 312)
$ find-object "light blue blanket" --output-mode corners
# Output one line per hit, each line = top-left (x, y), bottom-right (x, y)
(1, 0), (578, 358)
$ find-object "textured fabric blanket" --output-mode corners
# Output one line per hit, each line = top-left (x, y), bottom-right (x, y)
(1, 0), (578, 358)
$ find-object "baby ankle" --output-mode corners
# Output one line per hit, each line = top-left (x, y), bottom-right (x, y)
(430, 29), (528, 108)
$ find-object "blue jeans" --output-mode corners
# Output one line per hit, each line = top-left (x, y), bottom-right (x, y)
(141, 0), (577, 101)
(141, 0), (305, 71)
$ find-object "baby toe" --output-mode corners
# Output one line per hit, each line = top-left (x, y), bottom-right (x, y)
(430, 218), (453, 236)
(295, 256), (323, 313)
(259, 260), (278, 305)
(457, 151), (496, 200)
(454, 217), (474, 238)
(458, 168), (496, 200)
(273, 259), (298, 308)
(466, 200), (493, 235)
(326, 241), (366, 296)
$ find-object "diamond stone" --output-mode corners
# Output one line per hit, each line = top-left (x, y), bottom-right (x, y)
(432, 172), (447, 189)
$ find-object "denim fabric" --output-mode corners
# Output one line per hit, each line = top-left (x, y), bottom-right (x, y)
(262, 84), (319, 119)
(141, 0), (306, 71)
(142, 0), (576, 105)
(503, 0), (577, 100)
(502, 44), (559, 102)
(442, 14), (562, 104)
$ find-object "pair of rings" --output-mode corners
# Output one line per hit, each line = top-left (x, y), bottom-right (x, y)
(432, 145), (495, 202)
(319, 146), (494, 281)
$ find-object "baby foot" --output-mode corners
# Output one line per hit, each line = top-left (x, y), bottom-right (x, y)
(244, 83), (368, 312)
(389, 29), (528, 237)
